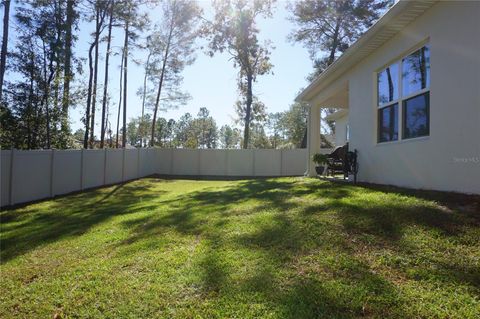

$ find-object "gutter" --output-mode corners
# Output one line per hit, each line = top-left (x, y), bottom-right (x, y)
(295, 0), (436, 104)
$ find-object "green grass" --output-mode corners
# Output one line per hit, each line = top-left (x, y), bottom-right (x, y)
(1, 177), (479, 318)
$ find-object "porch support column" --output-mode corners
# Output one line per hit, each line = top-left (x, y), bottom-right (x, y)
(306, 104), (321, 177)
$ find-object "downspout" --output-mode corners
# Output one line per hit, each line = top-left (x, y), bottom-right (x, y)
(305, 104), (312, 176)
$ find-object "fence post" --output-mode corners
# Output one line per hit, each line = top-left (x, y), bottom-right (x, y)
(9, 149), (15, 206)
(252, 149), (256, 177)
(80, 149), (84, 190)
(103, 148), (107, 185)
(169, 149), (174, 175)
(197, 149), (201, 176)
(50, 149), (55, 197)
(225, 149), (229, 176)
(155, 149), (159, 174)
(122, 147), (126, 182)
(137, 148), (140, 178)
(280, 149), (284, 176)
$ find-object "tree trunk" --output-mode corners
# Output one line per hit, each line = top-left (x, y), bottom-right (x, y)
(150, 47), (170, 147)
(89, 9), (101, 148)
(84, 42), (96, 148)
(242, 75), (253, 149)
(108, 121), (113, 147)
(42, 41), (48, 148)
(141, 51), (151, 147)
(122, 21), (129, 148)
(0, 0), (10, 101)
(420, 47), (426, 89)
(27, 54), (34, 149)
(386, 67), (393, 101)
(32, 87), (40, 149)
(62, 0), (75, 136)
(115, 46), (124, 148)
(327, 18), (342, 66)
(300, 125), (307, 148)
(41, 40), (55, 149)
(100, 0), (114, 148)
(150, 57), (167, 147)
(45, 92), (51, 149)
(150, 9), (176, 147)
(52, 0), (62, 147)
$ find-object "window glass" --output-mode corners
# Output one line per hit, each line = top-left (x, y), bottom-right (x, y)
(377, 63), (399, 105)
(402, 45), (430, 96)
(378, 103), (398, 142)
(403, 92), (429, 139)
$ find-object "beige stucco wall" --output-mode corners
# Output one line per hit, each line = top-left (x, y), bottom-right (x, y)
(334, 114), (349, 147)
(348, 1), (480, 194)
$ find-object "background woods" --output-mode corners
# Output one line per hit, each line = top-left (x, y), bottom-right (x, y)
(0, 0), (391, 150)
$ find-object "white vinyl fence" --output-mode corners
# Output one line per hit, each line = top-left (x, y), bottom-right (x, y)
(0, 148), (313, 207)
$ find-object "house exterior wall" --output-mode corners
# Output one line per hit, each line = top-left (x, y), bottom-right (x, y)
(334, 114), (349, 146)
(348, 1), (480, 194)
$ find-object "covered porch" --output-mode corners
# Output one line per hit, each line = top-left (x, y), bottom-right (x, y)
(301, 79), (349, 177)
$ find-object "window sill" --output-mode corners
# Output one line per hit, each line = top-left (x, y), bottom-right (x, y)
(375, 135), (430, 146)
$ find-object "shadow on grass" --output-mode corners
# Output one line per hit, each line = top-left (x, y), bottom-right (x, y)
(121, 177), (478, 249)
(116, 178), (479, 317)
(0, 180), (167, 263)
(353, 181), (480, 211)
(2, 177), (479, 317)
(276, 264), (403, 319)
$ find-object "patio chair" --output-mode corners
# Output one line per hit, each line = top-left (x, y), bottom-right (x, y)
(326, 144), (359, 182)
(326, 144), (349, 178)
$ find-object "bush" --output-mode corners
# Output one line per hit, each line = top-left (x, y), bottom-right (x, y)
(312, 153), (328, 165)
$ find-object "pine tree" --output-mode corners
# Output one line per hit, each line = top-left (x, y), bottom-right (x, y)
(148, 0), (202, 147)
(83, 0), (109, 148)
(288, 0), (392, 77)
(0, 0), (11, 101)
(61, 0), (77, 145)
(100, 0), (115, 148)
(204, 0), (275, 149)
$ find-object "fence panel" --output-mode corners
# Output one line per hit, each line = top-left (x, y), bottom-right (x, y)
(147, 148), (158, 175)
(139, 148), (156, 177)
(1, 150), (12, 206)
(83, 150), (105, 189)
(254, 150), (282, 176)
(53, 150), (82, 196)
(157, 149), (172, 174)
(227, 149), (254, 176)
(11, 150), (52, 205)
(172, 149), (199, 175)
(199, 150), (228, 176)
(124, 149), (139, 181)
(105, 149), (123, 185)
(0, 148), (308, 207)
(282, 149), (307, 176)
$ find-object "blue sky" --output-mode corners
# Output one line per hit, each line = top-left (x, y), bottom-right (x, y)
(7, 1), (314, 135)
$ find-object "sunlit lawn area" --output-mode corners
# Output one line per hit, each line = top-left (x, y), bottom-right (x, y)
(1, 177), (479, 318)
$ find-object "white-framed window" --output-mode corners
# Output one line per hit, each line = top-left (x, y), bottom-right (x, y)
(377, 44), (430, 143)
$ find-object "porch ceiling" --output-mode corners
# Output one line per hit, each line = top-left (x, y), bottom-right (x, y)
(325, 109), (348, 121)
(311, 80), (348, 109)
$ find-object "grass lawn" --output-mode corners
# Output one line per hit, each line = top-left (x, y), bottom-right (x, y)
(1, 177), (479, 318)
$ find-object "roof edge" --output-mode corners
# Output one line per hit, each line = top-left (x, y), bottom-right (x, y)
(295, 0), (436, 104)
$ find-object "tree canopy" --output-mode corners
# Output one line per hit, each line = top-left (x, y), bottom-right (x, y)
(0, 0), (390, 150)
(203, 0), (275, 148)
(289, 0), (391, 77)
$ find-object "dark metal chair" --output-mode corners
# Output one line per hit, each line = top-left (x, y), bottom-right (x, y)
(327, 144), (349, 178)
(326, 143), (358, 182)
